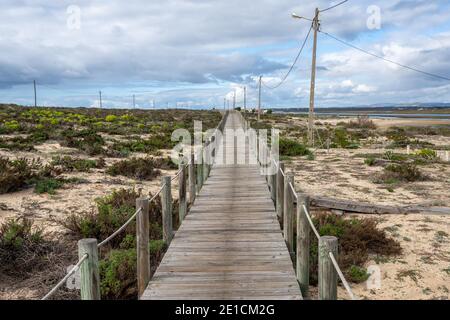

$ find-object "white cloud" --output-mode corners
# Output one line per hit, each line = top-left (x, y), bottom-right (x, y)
(0, 0), (449, 108)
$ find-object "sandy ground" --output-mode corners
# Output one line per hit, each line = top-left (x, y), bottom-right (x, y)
(0, 141), (180, 229)
(288, 148), (450, 207)
(339, 213), (450, 300)
(272, 115), (450, 300)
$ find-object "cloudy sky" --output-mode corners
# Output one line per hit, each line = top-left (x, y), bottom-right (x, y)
(0, 0), (450, 109)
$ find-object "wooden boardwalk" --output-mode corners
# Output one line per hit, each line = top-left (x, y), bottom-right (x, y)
(142, 112), (302, 300)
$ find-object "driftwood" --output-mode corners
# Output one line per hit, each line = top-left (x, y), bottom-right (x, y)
(310, 196), (450, 215)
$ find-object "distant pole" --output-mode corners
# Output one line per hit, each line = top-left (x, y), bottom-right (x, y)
(233, 89), (236, 109)
(99, 91), (103, 109)
(227, 99), (230, 110)
(133, 94), (136, 109)
(244, 86), (247, 112)
(258, 76), (262, 122)
(223, 98), (226, 111)
(33, 80), (37, 107)
(308, 8), (320, 147)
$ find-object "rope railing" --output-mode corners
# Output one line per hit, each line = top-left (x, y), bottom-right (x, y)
(329, 251), (357, 300)
(302, 205), (321, 240)
(98, 207), (142, 248)
(40, 110), (229, 300)
(41, 253), (88, 300)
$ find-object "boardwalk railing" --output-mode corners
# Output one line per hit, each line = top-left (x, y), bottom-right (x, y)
(238, 112), (357, 300)
(42, 110), (229, 300)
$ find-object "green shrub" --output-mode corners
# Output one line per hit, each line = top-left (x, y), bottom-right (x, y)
(100, 249), (137, 299)
(414, 149), (437, 160)
(279, 138), (311, 157)
(99, 239), (168, 300)
(308, 213), (401, 284)
(62, 189), (139, 244)
(364, 156), (376, 166)
(348, 265), (370, 283)
(332, 128), (359, 149)
(106, 157), (162, 180)
(377, 163), (424, 183)
(34, 178), (64, 194)
(0, 218), (54, 277)
(51, 156), (105, 172)
(383, 151), (408, 162)
(0, 157), (57, 194)
(62, 129), (105, 155)
(105, 115), (118, 122)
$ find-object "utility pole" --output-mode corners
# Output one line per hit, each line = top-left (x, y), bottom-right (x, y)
(227, 99), (230, 110)
(258, 76), (262, 122)
(133, 94), (136, 109)
(33, 80), (37, 107)
(308, 8), (320, 147)
(99, 91), (103, 109)
(243, 86), (247, 112)
(223, 98), (226, 111)
(233, 89), (236, 110)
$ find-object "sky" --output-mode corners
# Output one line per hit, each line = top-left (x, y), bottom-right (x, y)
(0, 0), (450, 109)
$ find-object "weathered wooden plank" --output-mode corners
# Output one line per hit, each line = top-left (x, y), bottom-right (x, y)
(142, 112), (301, 300)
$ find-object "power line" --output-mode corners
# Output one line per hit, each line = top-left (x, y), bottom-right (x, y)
(320, 0), (349, 13)
(320, 29), (450, 81)
(261, 25), (313, 90)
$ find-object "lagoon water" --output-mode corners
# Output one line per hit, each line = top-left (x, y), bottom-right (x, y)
(274, 111), (450, 121)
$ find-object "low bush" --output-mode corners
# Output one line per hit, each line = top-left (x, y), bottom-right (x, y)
(348, 265), (370, 283)
(308, 213), (401, 284)
(364, 156), (376, 166)
(99, 239), (167, 299)
(376, 163), (424, 183)
(34, 178), (65, 194)
(0, 218), (55, 278)
(61, 188), (179, 245)
(62, 129), (105, 156)
(106, 157), (162, 180)
(344, 116), (377, 129)
(279, 138), (312, 157)
(62, 189), (139, 246)
(51, 155), (105, 172)
(332, 128), (360, 149)
(414, 148), (437, 160)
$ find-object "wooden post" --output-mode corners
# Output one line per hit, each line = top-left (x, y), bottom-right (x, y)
(319, 236), (338, 300)
(283, 173), (294, 256)
(189, 152), (196, 204)
(179, 160), (187, 222)
(203, 143), (208, 183)
(136, 197), (150, 297)
(296, 194), (310, 297)
(161, 176), (173, 244)
(276, 162), (285, 223)
(78, 238), (100, 300)
(269, 153), (276, 203)
(196, 147), (203, 193)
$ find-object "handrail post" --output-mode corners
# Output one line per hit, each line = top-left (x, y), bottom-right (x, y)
(296, 194), (310, 297)
(78, 238), (100, 300)
(189, 152), (196, 204)
(283, 172), (294, 257)
(269, 156), (276, 204)
(276, 162), (285, 224)
(196, 147), (203, 194)
(179, 159), (187, 222)
(162, 176), (173, 244)
(203, 143), (208, 183)
(319, 236), (338, 300)
(136, 197), (150, 297)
